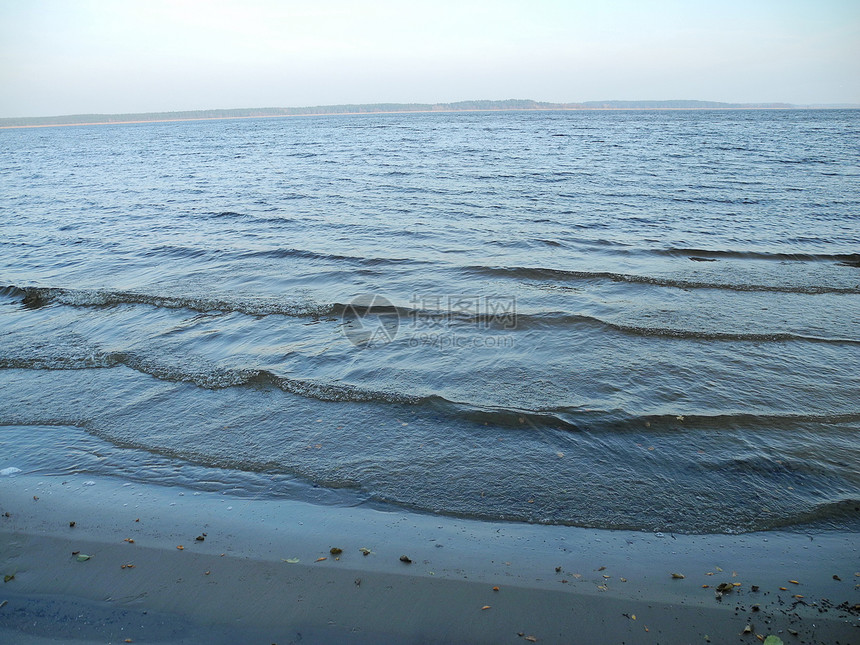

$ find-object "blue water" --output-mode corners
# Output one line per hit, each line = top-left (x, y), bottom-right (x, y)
(1, 109), (858, 533)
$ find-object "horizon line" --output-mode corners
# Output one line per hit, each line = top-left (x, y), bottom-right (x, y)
(2, 99), (859, 130)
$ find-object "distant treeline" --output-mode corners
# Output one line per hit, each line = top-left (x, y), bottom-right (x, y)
(0, 99), (823, 128)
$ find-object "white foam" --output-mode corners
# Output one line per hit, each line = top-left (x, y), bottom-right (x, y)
(0, 467), (22, 476)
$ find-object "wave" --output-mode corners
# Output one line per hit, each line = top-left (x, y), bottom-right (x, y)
(656, 248), (860, 263)
(136, 243), (428, 267)
(780, 498), (860, 530)
(144, 245), (215, 259)
(4, 284), (857, 346)
(507, 311), (860, 344)
(0, 285), (401, 319)
(455, 407), (860, 434)
(0, 284), (341, 318)
(206, 210), (246, 219)
(118, 355), (429, 404)
(3, 344), (858, 435)
(0, 353), (120, 371)
(235, 247), (426, 266)
(485, 237), (859, 264)
(464, 265), (860, 294)
(0, 347), (433, 405)
(0, 284), (441, 326)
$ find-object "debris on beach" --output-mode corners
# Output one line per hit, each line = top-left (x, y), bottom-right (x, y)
(124, 538), (134, 543)
(833, 574), (841, 581)
(315, 557), (327, 562)
(399, 555), (412, 564)
(492, 586), (500, 591)
(282, 558), (300, 564)
(3, 574), (14, 583)
(714, 582), (734, 598)
(481, 605), (491, 610)
(75, 554), (91, 562)
(762, 637), (784, 645)
(176, 545), (184, 550)
(69, 521), (75, 527)
(195, 534), (206, 541)
(359, 547), (372, 556)
(670, 572), (685, 579)
(330, 547), (343, 555)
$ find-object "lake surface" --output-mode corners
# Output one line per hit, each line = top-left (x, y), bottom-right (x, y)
(1, 109), (858, 533)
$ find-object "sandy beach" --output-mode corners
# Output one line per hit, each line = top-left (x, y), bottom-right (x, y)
(1, 472), (856, 644)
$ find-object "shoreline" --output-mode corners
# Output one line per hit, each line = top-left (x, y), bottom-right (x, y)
(0, 106), (849, 130)
(1, 472), (856, 643)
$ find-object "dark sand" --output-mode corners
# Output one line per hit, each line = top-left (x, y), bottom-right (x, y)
(1, 473), (857, 644)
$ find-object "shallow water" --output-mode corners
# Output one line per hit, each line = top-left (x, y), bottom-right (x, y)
(1, 109), (858, 533)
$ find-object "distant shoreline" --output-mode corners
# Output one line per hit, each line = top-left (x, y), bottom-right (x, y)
(0, 108), (806, 130)
(3, 99), (857, 130)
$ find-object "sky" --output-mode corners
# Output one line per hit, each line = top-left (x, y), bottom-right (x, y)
(0, 0), (858, 117)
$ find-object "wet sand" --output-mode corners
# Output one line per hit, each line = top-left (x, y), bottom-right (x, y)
(1, 473), (857, 644)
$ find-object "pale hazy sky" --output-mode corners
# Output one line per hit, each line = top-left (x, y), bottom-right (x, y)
(1, 0), (858, 117)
